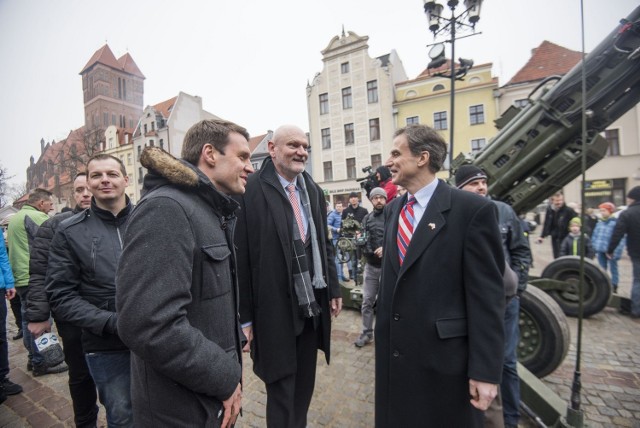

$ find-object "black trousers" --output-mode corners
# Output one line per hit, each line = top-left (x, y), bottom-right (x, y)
(551, 237), (562, 259)
(9, 292), (22, 330)
(56, 321), (99, 428)
(265, 318), (319, 428)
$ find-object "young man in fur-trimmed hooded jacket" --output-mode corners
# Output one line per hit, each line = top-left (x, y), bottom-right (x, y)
(116, 119), (253, 428)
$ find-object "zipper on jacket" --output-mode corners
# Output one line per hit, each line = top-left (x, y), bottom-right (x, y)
(116, 227), (123, 249)
(91, 238), (98, 271)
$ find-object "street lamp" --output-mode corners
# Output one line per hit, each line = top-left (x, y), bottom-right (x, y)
(423, 0), (483, 175)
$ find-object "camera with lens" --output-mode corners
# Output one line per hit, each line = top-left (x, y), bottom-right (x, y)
(356, 166), (379, 198)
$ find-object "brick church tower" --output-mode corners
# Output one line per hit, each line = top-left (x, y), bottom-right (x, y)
(79, 44), (145, 133)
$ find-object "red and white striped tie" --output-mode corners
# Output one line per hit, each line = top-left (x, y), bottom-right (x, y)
(397, 196), (416, 265)
(287, 183), (305, 242)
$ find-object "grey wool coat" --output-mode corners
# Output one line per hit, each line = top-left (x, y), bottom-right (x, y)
(116, 147), (243, 427)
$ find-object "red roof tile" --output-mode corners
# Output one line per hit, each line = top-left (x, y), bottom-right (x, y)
(118, 53), (145, 79)
(506, 40), (581, 85)
(249, 134), (267, 152)
(79, 44), (145, 79)
(79, 44), (121, 74)
(154, 96), (178, 119)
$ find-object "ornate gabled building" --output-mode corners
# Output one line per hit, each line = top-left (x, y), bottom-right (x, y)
(248, 131), (274, 172)
(131, 92), (220, 200)
(307, 30), (408, 209)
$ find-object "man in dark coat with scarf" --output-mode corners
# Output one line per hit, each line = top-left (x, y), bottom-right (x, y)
(235, 124), (342, 428)
(116, 119), (251, 428)
(376, 124), (505, 427)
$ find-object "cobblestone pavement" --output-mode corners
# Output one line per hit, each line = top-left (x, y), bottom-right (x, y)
(1, 231), (639, 427)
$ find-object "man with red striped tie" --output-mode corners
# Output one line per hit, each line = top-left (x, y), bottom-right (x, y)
(375, 124), (505, 428)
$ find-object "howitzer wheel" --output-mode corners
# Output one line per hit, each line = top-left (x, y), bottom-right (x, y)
(541, 256), (612, 318)
(518, 286), (570, 378)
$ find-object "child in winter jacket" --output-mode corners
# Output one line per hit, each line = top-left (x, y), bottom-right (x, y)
(592, 202), (625, 292)
(560, 217), (595, 259)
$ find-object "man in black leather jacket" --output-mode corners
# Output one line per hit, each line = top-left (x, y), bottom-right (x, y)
(537, 192), (577, 258)
(26, 172), (98, 428)
(47, 154), (134, 427)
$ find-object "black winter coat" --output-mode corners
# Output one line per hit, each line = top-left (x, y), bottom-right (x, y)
(235, 157), (340, 384)
(541, 204), (577, 241)
(609, 201), (640, 259)
(361, 209), (384, 267)
(342, 204), (368, 223)
(46, 198), (132, 352)
(25, 208), (80, 323)
(376, 181), (505, 427)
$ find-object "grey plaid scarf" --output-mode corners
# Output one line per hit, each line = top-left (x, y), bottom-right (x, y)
(290, 175), (327, 318)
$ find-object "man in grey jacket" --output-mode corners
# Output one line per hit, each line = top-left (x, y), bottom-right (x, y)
(116, 119), (253, 428)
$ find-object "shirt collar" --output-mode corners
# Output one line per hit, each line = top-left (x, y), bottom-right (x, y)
(409, 178), (439, 208)
(277, 173), (297, 190)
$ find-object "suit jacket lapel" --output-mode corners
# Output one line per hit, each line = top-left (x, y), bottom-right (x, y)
(399, 180), (451, 274)
(259, 164), (293, 258)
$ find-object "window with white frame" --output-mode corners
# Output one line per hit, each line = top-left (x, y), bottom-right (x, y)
(324, 161), (333, 181)
(319, 93), (329, 115)
(369, 118), (380, 141)
(434, 111), (447, 130)
(469, 105), (485, 125)
(367, 80), (378, 103)
(342, 87), (352, 109)
(344, 123), (354, 145)
(321, 128), (331, 149)
(346, 158), (356, 179)
(471, 138), (486, 153)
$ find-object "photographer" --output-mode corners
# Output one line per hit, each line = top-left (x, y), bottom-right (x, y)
(375, 166), (397, 200)
(354, 187), (387, 348)
(358, 166), (379, 199)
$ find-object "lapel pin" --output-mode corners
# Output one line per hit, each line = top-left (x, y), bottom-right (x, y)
(428, 223), (436, 230)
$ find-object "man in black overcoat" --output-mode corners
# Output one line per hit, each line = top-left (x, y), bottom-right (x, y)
(235, 125), (342, 428)
(375, 124), (505, 427)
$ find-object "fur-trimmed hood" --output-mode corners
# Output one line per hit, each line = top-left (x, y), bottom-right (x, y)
(139, 146), (239, 216)
(140, 146), (199, 187)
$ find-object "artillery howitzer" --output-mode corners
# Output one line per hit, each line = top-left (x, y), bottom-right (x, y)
(338, 5), (640, 390)
(450, 6), (640, 426)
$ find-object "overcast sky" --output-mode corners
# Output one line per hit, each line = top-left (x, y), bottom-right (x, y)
(1, 0), (637, 192)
